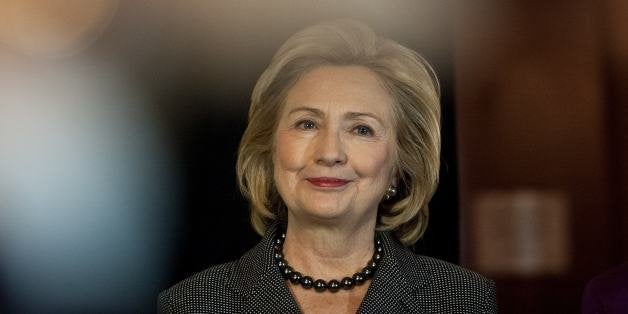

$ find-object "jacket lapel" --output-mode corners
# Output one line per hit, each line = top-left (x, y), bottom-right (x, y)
(244, 271), (300, 313)
(357, 232), (429, 314)
(229, 223), (301, 313)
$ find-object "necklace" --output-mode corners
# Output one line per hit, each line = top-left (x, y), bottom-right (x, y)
(273, 232), (383, 293)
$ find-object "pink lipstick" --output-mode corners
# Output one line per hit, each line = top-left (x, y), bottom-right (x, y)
(306, 177), (351, 188)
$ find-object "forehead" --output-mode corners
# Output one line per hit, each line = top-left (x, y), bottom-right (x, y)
(283, 65), (394, 119)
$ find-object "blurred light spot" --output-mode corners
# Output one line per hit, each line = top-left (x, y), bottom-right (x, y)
(0, 60), (180, 312)
(0, 0), (118, 59)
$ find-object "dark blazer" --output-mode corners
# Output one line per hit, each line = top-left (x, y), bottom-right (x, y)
(159, 224), (497, 313)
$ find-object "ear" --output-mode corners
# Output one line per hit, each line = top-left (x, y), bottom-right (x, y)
(391, 168), (399, 187)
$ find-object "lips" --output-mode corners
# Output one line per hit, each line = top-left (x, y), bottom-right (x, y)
(306, 177), (351, 188)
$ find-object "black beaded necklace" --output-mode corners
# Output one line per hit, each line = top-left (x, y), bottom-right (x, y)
(273, 232), (383, 293)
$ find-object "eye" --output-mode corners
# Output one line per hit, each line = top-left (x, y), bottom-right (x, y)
(296, 119), (317, 130)
(353, 125), (374, 137)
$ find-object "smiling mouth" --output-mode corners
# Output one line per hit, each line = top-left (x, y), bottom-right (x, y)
(306, 177), (351, 188)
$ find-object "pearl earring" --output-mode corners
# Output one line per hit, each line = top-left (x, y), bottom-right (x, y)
(384, 185), (397, 200)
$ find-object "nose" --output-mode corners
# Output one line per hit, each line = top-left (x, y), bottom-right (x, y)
(315, 129), (347, 166)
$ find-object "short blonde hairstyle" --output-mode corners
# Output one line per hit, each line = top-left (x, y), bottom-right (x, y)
(236, 19), (441, 246)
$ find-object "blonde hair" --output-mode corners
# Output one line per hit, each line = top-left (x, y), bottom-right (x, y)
(236, 19), (441, 246)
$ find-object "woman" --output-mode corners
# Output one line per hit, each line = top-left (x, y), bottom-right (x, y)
(159, 19), (497, 313)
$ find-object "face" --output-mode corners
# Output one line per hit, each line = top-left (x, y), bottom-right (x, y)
(273, 65), (397, 227)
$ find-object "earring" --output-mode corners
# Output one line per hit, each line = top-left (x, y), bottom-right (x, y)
(384, 185), (397, 200)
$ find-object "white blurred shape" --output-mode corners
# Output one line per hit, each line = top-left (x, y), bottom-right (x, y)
(0, 60), (179, 312)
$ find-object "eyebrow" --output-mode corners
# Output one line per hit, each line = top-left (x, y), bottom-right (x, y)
(288, 106), (385, 125)
(345, 111), (384, 126)
(288, 107), (324, 117)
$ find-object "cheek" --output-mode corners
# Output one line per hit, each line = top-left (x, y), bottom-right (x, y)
(352, 143), (394, 180)
(274, 131), (307, 172)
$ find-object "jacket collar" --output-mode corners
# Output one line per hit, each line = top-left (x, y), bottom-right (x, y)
(358, 231), (432, 313)
(227, 222), (300, 312)
(228, 222), (433, 313)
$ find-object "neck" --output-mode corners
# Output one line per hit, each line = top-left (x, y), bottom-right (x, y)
(282, 215), (376, 280)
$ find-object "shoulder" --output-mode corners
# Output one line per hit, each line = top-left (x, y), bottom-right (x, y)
(397, 250), (497, 313)
(158, 261), (242, 314)
(584, 263), (628, 292)
(582, 263), (628, 312)
(157, 230), (280, 313)
(416, 254), (494, 289)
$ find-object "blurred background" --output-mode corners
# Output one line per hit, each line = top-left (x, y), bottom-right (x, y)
(0, 0), (625, 313)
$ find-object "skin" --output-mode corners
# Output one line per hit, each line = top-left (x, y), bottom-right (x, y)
(273, 65), (397, 313)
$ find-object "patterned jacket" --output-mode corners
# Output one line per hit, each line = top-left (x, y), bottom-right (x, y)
(158, 224), (497, 313)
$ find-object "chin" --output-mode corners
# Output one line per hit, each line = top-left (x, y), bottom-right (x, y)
(306, 207), (349, 220)
(296, 200), (356, 222)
